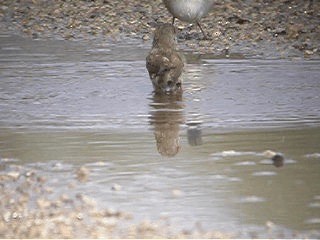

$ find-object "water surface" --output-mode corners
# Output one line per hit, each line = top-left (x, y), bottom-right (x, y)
(0, 32), (320, 237)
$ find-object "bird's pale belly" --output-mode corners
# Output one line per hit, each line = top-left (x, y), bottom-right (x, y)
(164, 0), (212, 22)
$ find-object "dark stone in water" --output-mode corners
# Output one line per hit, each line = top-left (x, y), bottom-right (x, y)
(187, 127), (203, 146)
(272, 154), (284, 168)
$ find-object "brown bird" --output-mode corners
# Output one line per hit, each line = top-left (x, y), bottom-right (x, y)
(146, 23), (184, 94)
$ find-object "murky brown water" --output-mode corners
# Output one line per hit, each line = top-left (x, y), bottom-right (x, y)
(1, 32), (320, 237)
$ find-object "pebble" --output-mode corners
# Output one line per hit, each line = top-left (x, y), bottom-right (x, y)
(76, 166), (90, 182)
(111, 183), (122, 191)
(263, 150), (277, 158)
(37, 198), (51, 209)
(272, 154), (284, 167)
(263, 150), (284, 167)
(171, 189), (184, 197)
(7, 171), (20, 180)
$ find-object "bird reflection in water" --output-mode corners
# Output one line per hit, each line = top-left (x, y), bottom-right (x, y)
(187, 122), (203, 146)
(149, 93), (185, 157)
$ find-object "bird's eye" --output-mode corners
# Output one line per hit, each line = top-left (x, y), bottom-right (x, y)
(167, 81), (173, 87)
(176, 82), (181, 88)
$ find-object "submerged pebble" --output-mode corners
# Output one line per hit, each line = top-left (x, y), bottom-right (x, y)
(272, 154), (284, 168)
(171, 189), (184, 197)
(76, 166), (90, 182)
(263, 150), (285, 167)
(111, 183), (122, 191)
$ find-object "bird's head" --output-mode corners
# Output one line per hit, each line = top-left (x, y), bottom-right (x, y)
(152, 23), (177, 49)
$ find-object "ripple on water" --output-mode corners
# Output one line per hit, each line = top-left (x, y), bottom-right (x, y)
(259, 158), (296, 165)
(259, 159), (274, 165)
(237, 195), (266, 203)
(305, 153), (320, 158)
(309, 202), (320, 208)
(84, 161), (112, 167)
(0, 157), (20, 163)
(234, 161), (256, 166)
(209, 174), (242, 182)
(1, 46), (22, 51)
(252, 171), (277, 177)
(210, 150), (258, 157)
(28, 161), (73, 172)
(305, 218), (320, 224)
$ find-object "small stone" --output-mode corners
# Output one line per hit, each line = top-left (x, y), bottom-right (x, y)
(76, 166), (90, 182)
(37, 176), (46, 183)
(7, 171), (20, 180)
(104, 207), (118, 217)
(76, 212), (84, 220)
(78, 194), (97, 207)
(111, 183), (122, 191)
(36, 198), (51, 209)
(60, 194), (72, 203)
(12, 212), (20, 219)
(142, 34), (150, 41)
(272, 154), (284, 167)
(305, 49), (314, 55)
(25, 171), (35, 178)
(171, 189), (184, 197)
(1, 6), (9, 11)
(266, 220), (275, 229)
(263, 150), (276, 158)
(3, 211), (11, 222)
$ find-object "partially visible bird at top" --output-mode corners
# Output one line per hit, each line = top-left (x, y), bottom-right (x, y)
(146, 23), (184, 94)
(162, 0), (214, 39)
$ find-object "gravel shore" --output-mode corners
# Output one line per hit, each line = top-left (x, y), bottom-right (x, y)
(1, 0), (319, 58)
(0, 161), (234, 238)
(1, 161), (319, 239)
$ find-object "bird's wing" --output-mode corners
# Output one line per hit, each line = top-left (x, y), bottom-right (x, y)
(146, 48), (184, 81)
(168, 50), (184, 80)
(146, 48), (171, 78)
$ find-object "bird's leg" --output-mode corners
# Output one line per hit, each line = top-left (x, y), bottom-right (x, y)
(197, 21), (208, 40)
(172, 17), (176, 25)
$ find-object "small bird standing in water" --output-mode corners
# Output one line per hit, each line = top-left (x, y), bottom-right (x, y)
(146, 23), (184, 94)
(162, 0), (214, 39)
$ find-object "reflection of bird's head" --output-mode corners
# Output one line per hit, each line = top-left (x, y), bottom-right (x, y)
(152, 23), (177, 49)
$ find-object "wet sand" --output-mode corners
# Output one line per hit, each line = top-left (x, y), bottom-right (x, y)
(0, 0), (319, 58)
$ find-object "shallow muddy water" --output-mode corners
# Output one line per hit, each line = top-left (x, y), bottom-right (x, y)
(1, 32), (320, 237)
